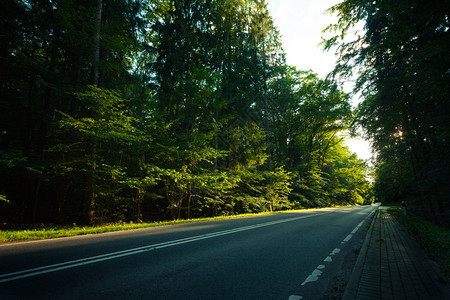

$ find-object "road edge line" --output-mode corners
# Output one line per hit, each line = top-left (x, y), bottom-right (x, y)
(341, 206), (379, 300)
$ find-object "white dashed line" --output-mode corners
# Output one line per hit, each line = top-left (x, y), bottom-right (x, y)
(301, 268), (323, 286)
(351, 219), (366, 234)
(331, 248), (341, 255)
(299, 209), (376, 288)
(343, 234), (353, 242)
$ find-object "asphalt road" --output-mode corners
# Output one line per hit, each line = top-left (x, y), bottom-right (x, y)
(0, 205), (377, 299)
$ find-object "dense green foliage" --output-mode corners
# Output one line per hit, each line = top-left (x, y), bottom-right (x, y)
(325, 0), (450, 225)
(388, 207), (449, 275)
(0, 0), (372, 225)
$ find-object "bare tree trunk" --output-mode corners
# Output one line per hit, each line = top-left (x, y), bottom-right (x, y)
(31, 176), (42, 223)
(91, 0), (102, 86)
(84, 0), (102, 224)
(187, 184), (192, 219)
(177, 190), (183, 219)
(85, 140), (97, 224)
(136, 189), (142, 222)
(262, 41), (271, 171)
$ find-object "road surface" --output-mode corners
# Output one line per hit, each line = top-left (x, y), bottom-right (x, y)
(0, 205), (377, 299)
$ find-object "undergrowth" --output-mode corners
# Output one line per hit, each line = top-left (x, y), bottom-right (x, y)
(388, 207), (450, 277)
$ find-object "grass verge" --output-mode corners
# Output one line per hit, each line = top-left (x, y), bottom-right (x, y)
(0, 206), (357, 243)
(388, 207), (450, 277)
(0, 210), (292, 243)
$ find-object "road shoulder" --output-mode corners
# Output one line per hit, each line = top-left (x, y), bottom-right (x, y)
(343, 207), (449, 299)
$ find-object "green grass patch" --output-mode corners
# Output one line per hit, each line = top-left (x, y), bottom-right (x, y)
(388, 207), (450, 277)
(0, 205), (361, 243)
(0, 211), (287, 243)
(0, 206), (351, 243)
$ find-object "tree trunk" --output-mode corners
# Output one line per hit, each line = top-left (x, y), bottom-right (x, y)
(262, 40), (271, 171)
(85, 139), (97, 224)
(91, 0), (102, 86)
(136, 189), (142, 222)
(84, 0), (102, 225)
(187, 184), (192, 219)
(31, 176), (42, 223)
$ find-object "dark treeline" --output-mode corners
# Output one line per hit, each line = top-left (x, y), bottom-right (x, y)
(325, 0), (450, 225)
(0, 0), (373, 225)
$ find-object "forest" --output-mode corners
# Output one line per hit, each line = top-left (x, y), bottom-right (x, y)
(0, 0), (447, 226)
(325, 0), (449, 225)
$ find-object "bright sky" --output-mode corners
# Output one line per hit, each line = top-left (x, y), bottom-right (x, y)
(266, 0), (373, 161)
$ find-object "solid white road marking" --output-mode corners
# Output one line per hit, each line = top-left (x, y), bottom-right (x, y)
(0, 212), (333, 283)
(288, 295), (303, 300)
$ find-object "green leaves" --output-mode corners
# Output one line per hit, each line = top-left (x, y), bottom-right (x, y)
(0, 194), (10, 204)
(326, 0), (450, 223)
(58, 86), (136, 143)
(1, 0), (374, 224)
